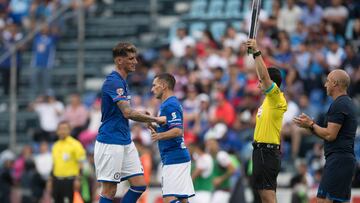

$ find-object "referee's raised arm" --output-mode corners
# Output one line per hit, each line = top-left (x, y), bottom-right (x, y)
(246, 39), (273, 90)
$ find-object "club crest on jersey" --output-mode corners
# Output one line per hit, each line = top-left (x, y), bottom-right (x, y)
(116, 88), (124, 96)
(171, 112), (177, 119)
(114, 172), (121, 180)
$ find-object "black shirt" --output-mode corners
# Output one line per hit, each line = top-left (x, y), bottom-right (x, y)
(324, 95), (358, 157)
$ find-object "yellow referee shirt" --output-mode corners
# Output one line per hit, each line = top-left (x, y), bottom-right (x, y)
(254, 83), (287, 145)
(52, 136), (86, 177)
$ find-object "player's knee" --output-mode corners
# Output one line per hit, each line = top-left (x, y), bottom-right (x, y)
(129, 185), (146, 194)
(101, 183), (117, 198)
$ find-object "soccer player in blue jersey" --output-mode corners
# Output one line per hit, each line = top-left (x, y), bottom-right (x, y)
(149, 73), (195, 203)
(94, 42), (166, 203)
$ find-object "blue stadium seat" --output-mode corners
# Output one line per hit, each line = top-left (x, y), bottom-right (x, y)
(242, 0), (252, 14)
(262, 0), (273, 15)
(210, 21), (227, 42)
(186, 0), (207, 19)
(345, 19), (354, 40)
(225, 0), (242, 19)
(206, 0), (224, 19)
(231, 21), (244, 32)
(189, 22), (207, 38)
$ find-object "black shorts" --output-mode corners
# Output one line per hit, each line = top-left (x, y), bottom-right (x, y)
(252, 144), (281, 191)
(317, 153), (356, 202)
(52, 177), (75, 203)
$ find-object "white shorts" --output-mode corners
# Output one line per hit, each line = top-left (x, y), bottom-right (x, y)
(162, 161), (195, 198)
(94, 141), (143, 183)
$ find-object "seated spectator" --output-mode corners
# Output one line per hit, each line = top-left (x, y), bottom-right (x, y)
(170, 27), (195, 58)
(300, 0), (323, 27)
(62, 93), (89, 138)
(33, 141), (52, 180)
(28, 92), (64, 142)
(323, 0), (348, 35)
(277, 0), (302, 34)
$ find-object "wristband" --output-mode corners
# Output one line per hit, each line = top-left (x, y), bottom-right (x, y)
(253, 50), (261, 59)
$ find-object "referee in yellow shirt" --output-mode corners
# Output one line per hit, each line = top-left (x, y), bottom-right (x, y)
(50, 121), (86, 203)
(246, 39), (287, 203)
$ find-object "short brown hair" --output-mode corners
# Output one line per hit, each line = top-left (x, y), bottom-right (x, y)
(112, 42), (137, 59)
(155, 73), (176, 90)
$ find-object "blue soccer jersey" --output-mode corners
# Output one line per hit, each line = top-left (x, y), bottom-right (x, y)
(97, 71), (131, 145)
(157, 96), (191, 165)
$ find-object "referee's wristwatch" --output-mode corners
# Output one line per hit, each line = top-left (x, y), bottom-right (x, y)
(253, 50), (261, 59)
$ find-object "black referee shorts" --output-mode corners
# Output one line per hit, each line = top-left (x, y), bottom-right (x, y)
(52, 177), (75, 203)
(317, 153), (356, 202)
(252, 143), (281, 191)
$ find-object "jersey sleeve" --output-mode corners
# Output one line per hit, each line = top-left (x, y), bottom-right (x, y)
(265, 83), (285, 107)
(327, 100), (346, 125)
(163, 104), (183, 130)
(103, 79), (128, 103)
(74, 142), (86, 162)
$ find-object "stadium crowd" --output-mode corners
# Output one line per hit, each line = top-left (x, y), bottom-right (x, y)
(1, 0), (360, 202)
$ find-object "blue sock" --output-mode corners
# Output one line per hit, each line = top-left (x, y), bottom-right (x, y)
(121, 185), (146, 203)
(99, 195), (113, 203)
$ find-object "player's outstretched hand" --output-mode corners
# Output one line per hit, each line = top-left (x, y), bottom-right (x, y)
(246, 39), (259, 52)
(293, 113), (312, 128)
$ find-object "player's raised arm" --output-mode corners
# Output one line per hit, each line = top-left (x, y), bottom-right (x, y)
(117, 100), (165, 124)
(246, 39), (273, 90)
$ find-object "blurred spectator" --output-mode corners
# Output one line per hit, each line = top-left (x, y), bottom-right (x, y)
(30, 23), (58, 96)
(195, 30), (218, 58)
(0, 150), (15, 203)
(281, 93), (301, 160)
(170, 27), (195, 58)
(29, 92), (64, 142)
(323, 0), (348, 35)
(190, 142), (214, 203)
(341, 44), (360, 96)
(9, 0), (31, 28)
(78, 98), (101, 147)
(277, 0), (302, 34)
(325, 40), (345, 70)
(13, 145), (33, 183)
(80, 146), (96, 203)
(289, 159), (313, 203)
(221, 26), (247, 52)
(20, 159), (46, 203)
(33, 141), (52, 180)
(0, 23), (23, 95)
(62, 93), (89, 138)
(300, 0), (323, 27)
(205, 138), (235, 203)
(210, 92), (236, 127)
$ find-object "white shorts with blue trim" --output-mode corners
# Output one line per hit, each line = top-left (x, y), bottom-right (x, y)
(162, 161), (195, 198)
(94, 141), (143, 183)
